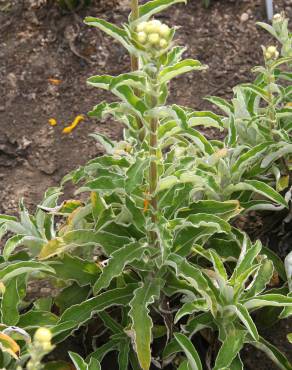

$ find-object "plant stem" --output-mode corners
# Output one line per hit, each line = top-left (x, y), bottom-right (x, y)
(149, 78), (159, 248)
(130, 0), (139, 72)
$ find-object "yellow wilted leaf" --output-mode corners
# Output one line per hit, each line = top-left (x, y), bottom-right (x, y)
(38, 238), (65, 260)
(59, 200), (84, 214)
(62, 115), (85, 134)
(48, 118), (57, 126)
(48, 78), (62, 86)
(0, 332), (20, 359)
(277, 175), (289, 192)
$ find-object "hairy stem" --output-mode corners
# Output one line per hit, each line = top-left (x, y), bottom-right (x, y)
(149, 78), (159, 248)
(267, 65), (290, 176)
(130, 0), (139, 72)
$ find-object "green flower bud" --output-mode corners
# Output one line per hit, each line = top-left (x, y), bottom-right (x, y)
(136, 21), (147, 32)
(137, 31), (147, 44)
(273, 13), (283, 22)
(265, 45), (279, 60)
(145, 20), (162, 34)
(148, 33), (160, 45)
(267, 45), (277, 54)
(159, 38), (168, 49)
(34, 328), (52, 343)
(159, 24), (170, 38)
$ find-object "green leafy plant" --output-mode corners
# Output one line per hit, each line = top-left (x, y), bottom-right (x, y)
(0, 2), (292, 370)
(209, 13), (292, 191)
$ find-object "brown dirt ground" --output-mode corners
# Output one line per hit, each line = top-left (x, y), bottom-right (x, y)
(1, 0), (292, 368)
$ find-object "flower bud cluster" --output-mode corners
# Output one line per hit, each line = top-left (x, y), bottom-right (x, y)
(136, 19), (171, 51)
(273, 13), (284, 23)
(34, 327), (53, 351)
(264, 45), (279, 60)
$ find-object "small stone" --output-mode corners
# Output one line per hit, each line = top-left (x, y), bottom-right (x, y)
(240, 13), (249, 22)
(0, 106), (5, 112)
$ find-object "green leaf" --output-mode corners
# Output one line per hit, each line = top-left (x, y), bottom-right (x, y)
(244, 294), (292, 310)
(88, 357), (101, 370)
(18, 310), (58, 328)
(230, 240), (262, 283)
(176, 200), (241, 221)
(93, 242), (146, 295)
(213, 330), (246, 370)
(241, 83), (270, 102)
(172, 213), (231, 251)
(118, 340), (130, 370)
(78, 173), (125, 193)
(137, 0), (187, 22)
(226, 180), (288, 208)
(205, 96), (234, 115)
(262, 246), (286, 281)
(188, 111), (224, 130)
(226, 115), (237, 147)
(55, 283), (90, 314)
(3, 234), (45, 261)
(261, 144), (292, 168)
(231, 142), (272, 173)
(159, 59), (207, 84)
(0, 277), (20, 326)
(68, 352), (87, 370)
(245, 257), (274, 298)
(84, 17), (134, 53)
(87, 75), (113, 90)
(183, 312), (216, 337)
(0, 261), (55, 282)
(57, 285), (137, 341)
(256, 22), (278, 39)
(129, 279), (161, 370)
(50, 254), (100, 287)
(250, 336), (292, 370)
(229, 304), (259, 341)
(166, 254), (218, 315)
(114, 85), (148, 116)
(126, 157), (148, 192)
(174, 333), (202, 370)
(175, 299), (208, 323)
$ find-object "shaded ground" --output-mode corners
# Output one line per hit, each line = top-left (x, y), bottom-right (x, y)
(1, 0), (292, 368)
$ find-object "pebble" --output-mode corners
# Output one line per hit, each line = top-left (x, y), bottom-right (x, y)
(240, 13), (249, 22)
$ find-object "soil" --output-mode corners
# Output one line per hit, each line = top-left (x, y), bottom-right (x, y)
(1, 0), (292, 368)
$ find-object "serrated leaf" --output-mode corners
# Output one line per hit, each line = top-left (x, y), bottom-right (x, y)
(93, 242), (146, 295)
(129, 279), (161, 370)
(56, 285), (137, 342)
